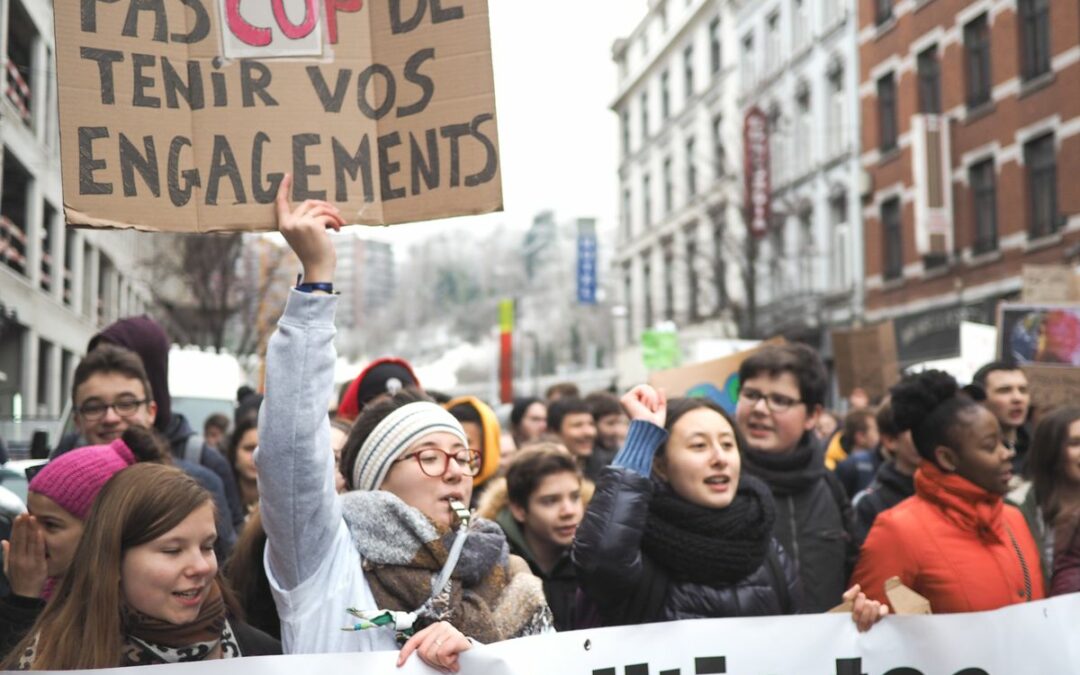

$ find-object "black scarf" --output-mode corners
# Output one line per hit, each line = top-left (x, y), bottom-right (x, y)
(641, 474), (776, 585)
(742, 433), (824, 496)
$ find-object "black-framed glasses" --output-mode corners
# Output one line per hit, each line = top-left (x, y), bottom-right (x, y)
(738, 388), (804, 413)
(398, 448), (482, 478)
(76, 398), (150, 421)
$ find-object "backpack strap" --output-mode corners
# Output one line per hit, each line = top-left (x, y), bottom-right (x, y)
(764, 543), (793, 615)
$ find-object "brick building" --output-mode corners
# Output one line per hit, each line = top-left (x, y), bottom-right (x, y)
(858, 0), (1079, 366)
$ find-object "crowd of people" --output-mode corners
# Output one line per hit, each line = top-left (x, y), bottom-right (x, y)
(0, 178), (1077, 669)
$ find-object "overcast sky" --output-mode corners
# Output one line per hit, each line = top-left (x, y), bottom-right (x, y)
(363, 1), (646, 245)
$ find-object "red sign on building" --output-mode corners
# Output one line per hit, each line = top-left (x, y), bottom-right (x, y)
(743, 107), (771, 239)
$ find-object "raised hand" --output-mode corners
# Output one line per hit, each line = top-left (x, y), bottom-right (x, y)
(1, 514), (48, 598)
(620, 384), (667, 429)
(275, 173), (345, 284)
(397, 621), (472, 673)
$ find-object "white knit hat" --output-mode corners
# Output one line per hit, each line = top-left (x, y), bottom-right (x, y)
(351, 402), (469, 491)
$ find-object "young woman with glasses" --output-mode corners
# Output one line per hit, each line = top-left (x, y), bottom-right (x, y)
(255, 176), (552, 672)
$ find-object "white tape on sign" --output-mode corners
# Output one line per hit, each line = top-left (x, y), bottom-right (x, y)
(30, 594), (1080, 674)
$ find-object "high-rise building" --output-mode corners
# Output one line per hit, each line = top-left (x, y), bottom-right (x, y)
(612, 0), (742, 383)
(0, 0), (152, 420)
(735, 0), (865, 346)
(332, 232), (396, 332)
(858, 0), (1079, 366)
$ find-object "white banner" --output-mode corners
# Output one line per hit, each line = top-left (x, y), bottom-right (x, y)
(32, 594), (1080, 674)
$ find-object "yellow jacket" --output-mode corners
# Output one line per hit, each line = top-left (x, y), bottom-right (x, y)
(445, 396), (502, 488)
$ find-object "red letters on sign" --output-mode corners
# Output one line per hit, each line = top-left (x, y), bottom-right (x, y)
(226, 0), (272, 47)
(326, 0), (363, 44)
(272, 0), (320, 39)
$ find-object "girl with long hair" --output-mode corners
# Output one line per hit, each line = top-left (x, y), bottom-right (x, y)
(3, 463), (278, 669)
(1023, 406), (1080, 594)
(852, 370), (1045, 612)
(573, 384), (885, 628)
(224, 416), (260, 517)
(255, 177), (550, 673)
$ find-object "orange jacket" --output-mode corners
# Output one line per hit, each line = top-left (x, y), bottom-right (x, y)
(851, 462), (1045, 614)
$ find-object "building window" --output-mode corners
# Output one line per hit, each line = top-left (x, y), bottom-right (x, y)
(642, 173), (652, 227)
(683, 44), (694, 101)
(640, 92), (650, 142)
(769, 220), (785, 299)
(1019, 0), (1051, 81)
(877, 73), (898, 152)
(1025, 133), (1058, 239)
(765, 13), (780, 74)
(827, 67), (845, 156)
(63, 229), (76, 306)
(621, 109), (631, 156)
(969, 159), (998, 254)
(792, 0), (808, 53)
(917, 46), (941, 114)
(768, 104), (783, 183)
(711, 214), (728, 311)
(709, 17), (722, 74)
(37, 339), (52, 411)
(686, 232), (700, 321)
(622, 187), (632, 242)
(795, 84), (811, 175)
(5, 1), (37, 127)
(712, 115), (725, 176)
(663, 243), (675, 321)
(660, 70), (671, 120)
(40, 202), (56, 293)
(686, 137), (697, 199)
(881, 197), (903, 281)
(623, 264), (634, 343)
(663, 158), (674, 214)
(875, 0), (893, 26)
(643, 256), (654, 328)
(741, 33), (755, 88)
(829, 194), (849, 291)
(964, 14), (992, 109)
(798, 209), (814, 291)
(0, 153), (30, 277)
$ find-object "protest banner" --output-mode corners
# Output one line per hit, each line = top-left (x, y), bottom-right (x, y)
(831, 322), (899, 400)
(43, 594), (1080, 674)
(1021, 264), (1080, 303)
(54, 0), (501, 232)
(649, 342), (774, 414)
(997, 302), (1080, 411)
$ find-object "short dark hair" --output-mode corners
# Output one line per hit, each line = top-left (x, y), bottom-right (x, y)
(71, 344), (153, 405)
(506, 448), (580, 509)
(841, 409), (875, 447)
(738, 344), (828, 409)
(890, 370), (980, 463)
(447, 403), (482, 426)
(584, 391), (623, 421)
(972, 360), (1024, 387)
(875, 398), (900, 438)
(547, 397), (593, 434)
(510, 397), (544, 429)
(545, 382), (580, 401)
(204, 413), (229, 435)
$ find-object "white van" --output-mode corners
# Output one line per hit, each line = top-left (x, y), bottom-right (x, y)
(168, 347), (244, 432)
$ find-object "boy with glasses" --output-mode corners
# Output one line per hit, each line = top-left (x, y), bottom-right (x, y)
(734, 344), (857, 612)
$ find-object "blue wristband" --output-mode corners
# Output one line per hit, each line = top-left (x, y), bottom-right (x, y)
(295, 281), (335, 294)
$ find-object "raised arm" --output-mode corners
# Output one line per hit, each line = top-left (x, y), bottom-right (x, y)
(255, 175), (345, 590)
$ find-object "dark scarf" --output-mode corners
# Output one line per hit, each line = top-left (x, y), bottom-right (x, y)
(340, 491), (552, 643)
(641, 474), (776, 585)
(121, 581), (235, 664)
(742, 433), (824, 496)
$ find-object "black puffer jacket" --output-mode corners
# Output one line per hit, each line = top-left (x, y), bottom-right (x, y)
(742, 435), (858, 613)
(573, 460), (800, 625)
(852, 460), (915, 547)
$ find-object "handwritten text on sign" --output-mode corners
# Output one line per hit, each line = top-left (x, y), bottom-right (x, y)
(56, 0), (501, 232)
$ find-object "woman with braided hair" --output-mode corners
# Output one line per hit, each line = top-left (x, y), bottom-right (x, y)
(573, 384), (886, 628)
(851, 370), (1046, 612)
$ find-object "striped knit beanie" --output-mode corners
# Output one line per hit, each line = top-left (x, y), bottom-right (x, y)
(352, 402), (468, 491)
(28, 439), (137, 520)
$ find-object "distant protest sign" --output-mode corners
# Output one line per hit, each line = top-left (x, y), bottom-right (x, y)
(831, 321), (899, 400)
(55, 0), (501, 232)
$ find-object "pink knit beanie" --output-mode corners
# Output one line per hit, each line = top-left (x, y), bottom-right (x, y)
(28, 439), (137, 520)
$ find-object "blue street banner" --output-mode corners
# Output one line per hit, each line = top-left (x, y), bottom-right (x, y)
(577, 231), (598, 305)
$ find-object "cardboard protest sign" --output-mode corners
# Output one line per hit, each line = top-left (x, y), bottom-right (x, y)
(55, 0), (501, 232)
(1022, 265), (1080, 303)
(649, 341), (778, 414)
(997, 303), (1080, 412)
(831, 322), (899, 400)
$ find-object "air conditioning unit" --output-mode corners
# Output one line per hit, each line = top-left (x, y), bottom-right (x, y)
(911, 114), (954, 257)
